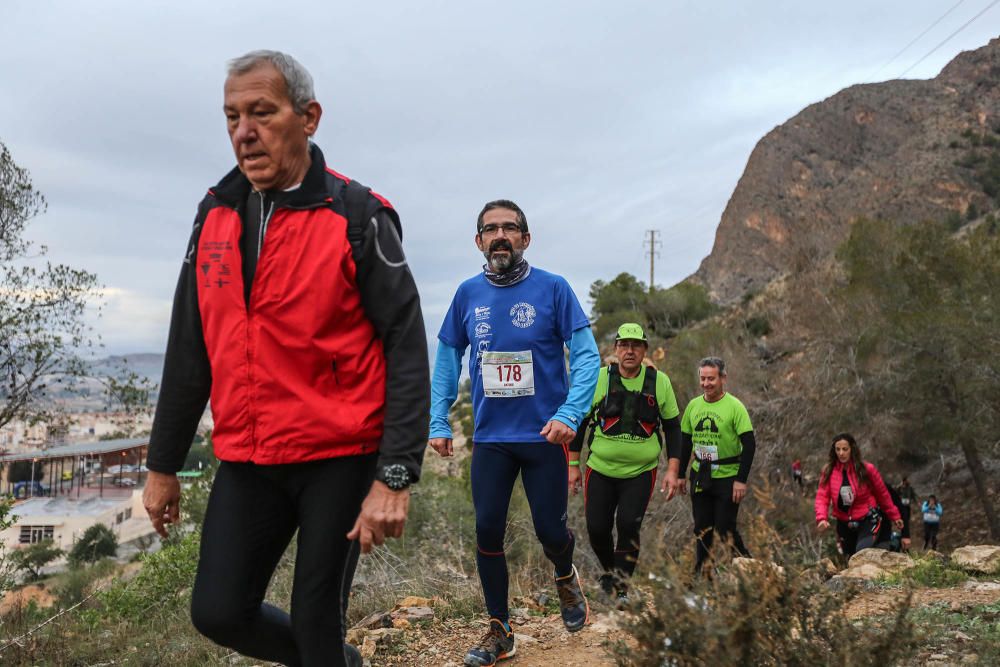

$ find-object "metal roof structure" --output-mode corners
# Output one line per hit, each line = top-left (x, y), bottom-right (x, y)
(0, 438), (148, 463)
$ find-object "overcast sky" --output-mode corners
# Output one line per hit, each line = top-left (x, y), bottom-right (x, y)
(1, 1), (997, 356)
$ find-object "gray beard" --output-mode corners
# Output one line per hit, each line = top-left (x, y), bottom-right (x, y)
(484, 248), (524, 273)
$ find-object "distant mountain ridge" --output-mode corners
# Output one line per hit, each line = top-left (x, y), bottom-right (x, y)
(693, 37), (1000, 303)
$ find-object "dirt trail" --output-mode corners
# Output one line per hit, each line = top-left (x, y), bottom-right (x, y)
(844, 580), (1000, 619)
(375, 610), (626, 666)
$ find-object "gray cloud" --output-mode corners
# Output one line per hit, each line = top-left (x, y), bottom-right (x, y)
(1, 1), (996, 354)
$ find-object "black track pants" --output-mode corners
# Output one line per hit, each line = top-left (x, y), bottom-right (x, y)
(691, 476), (750, 572)
(584, 467), (656, 577)
(924, 522), (940, 550)
(190, 455), (376, 667)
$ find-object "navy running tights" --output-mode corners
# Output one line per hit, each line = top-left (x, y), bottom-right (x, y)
(471, 441), (576, 623)
(190, 455), (375, 667)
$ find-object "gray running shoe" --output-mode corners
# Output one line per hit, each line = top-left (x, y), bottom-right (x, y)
(555, 564), (589, 632)
(464, 618), (516, 666)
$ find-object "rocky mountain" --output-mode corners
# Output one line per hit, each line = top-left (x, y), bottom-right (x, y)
(694, 37), (1000, 303)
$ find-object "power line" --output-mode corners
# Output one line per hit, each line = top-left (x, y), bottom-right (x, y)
(898, 0), (1000, 78)
(867, 0), (966, 82)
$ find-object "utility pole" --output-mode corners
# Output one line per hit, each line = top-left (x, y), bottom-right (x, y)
(643, 229), (661, 293)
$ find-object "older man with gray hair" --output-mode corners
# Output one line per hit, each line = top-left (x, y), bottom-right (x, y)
(143, 50), (429, 666)
(677, 356), (756, 575)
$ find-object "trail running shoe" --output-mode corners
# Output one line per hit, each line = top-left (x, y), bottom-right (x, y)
(614, 588), (630, 610)
(344, 641), (362, 667)
(464, 618), (516, 666)
(555, 564), (589, 632)
(598, 572), (616, 598)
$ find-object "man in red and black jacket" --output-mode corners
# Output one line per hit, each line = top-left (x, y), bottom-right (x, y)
(143, 50), (428, 667)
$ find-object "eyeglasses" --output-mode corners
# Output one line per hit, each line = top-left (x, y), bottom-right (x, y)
(479, 222), (523, 236)
(615, 340), (646, 350)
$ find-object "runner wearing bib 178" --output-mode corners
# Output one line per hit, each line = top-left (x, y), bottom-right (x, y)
(568, 323), (682, 608)
(428, 200), (600, 667)
(678, 357), (757, 575)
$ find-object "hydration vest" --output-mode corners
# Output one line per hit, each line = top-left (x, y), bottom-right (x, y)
(596, 363), (660, 438)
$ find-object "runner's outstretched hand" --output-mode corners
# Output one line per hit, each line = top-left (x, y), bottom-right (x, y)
(428, 437), (453, 457)
(143, 471), (181, 538)
(732, 481), (747, 503)
(568, 464), (582, 495)
(541, 420), (576, 445)
(661, 471), (686, 500)
(348, 481), (411, 554)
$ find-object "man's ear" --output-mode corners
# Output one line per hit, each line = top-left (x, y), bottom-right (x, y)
(302, 100), (322, 137)
(475, 232), (486, 252)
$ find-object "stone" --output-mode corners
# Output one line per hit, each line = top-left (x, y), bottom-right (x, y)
(391, 606), (434, 623)
(951, 545), (1000, 574)
(842, 562), (891, 581)
(395, 595), (434, 608)
(352, 609), (393, 630)
(962, 581), (1000, 592)
(817, 557), (839, 578)
(847, 548), (915, 575)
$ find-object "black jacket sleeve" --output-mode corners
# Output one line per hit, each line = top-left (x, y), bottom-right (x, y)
(661, 416), (681, 461)
(569, 414), (592, 453)
(736, 431), (757, 484)
(147, 213), (212, 473)
(355, 209), (430, 482)
(679, 431), (693, 476)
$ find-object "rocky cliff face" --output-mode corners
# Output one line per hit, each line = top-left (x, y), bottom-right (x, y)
(694, 38), (1000, 303)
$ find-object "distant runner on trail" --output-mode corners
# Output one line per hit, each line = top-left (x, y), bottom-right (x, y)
(791, 459), (803, 488)
(897, 476), (918, 550)
(569, 323), (682, 608)
(677, 357), (757, 574)
(814, 433), (902, 556)
(922, 495), (943, 551)
(428, 199), (601, 667)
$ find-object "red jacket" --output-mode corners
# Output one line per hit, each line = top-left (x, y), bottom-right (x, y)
(814, 460), (901, 523)
(148, 145), (429, 473)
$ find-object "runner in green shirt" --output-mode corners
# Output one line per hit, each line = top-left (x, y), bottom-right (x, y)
(569, 323), (683, 606)
(678, 356), (757, 574)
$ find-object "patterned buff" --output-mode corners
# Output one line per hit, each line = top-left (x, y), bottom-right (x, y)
(483, 258), (532, 287)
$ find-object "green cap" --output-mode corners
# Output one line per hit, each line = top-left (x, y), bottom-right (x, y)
(614, 323), (647, 342)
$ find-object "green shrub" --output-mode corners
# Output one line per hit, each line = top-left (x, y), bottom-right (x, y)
(53, 557), (115, 606)
(68, 524), (117, 566)
(9, 539), (62, 581)
(615, 507), (917, 666)
(745, 315), (772, 337)
(100, 529), (201, 622)
(881, 556), (969, 588)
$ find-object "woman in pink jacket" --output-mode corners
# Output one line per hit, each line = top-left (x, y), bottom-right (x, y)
(814, 433), (903, 556)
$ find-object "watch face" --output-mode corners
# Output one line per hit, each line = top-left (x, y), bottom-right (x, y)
(382, 464), (411, 490)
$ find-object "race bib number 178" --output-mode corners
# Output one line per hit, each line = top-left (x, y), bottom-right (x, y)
(482, 350), (535, 397)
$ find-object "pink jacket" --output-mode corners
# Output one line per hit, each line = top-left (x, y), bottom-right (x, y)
(814, 460), (901, 523)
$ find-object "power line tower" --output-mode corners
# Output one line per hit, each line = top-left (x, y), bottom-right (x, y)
(644, 229), (661, 293)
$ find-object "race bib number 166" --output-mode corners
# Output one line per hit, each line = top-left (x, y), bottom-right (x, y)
(482, 350), (535, 397)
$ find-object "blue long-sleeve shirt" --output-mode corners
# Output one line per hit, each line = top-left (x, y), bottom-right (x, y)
(429, 326), (600, 440)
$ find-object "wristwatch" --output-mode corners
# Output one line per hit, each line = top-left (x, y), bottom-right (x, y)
(376, 463), (414, 491)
